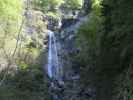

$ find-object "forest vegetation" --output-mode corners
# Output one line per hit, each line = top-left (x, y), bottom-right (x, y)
(0, 0), (132, 100)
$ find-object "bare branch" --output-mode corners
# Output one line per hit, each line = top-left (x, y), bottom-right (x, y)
(12, 18), (25, 57)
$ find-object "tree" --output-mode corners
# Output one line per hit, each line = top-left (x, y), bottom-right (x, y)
(0, 0), (23, 49)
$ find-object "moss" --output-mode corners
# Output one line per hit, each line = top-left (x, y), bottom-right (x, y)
(129, 95), (133, 100)
(18, 61), (28, 70)
(46, 11), (61, 19)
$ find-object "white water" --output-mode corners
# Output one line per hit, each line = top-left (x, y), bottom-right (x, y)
(47, 16), (88, 81)
(47, 15), (88, 100)
(47, 30), (62, 81)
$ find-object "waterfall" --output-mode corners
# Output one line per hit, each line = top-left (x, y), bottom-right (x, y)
(47, 30), (64, 100)
(46, 15), (88, 100)
(47, 16), (88, 80)
(47, 30), (62, 81)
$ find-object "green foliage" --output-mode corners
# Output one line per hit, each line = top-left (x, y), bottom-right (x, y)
(91, 0), (102, 15)
(33, 0), (64, 12)
(18, 61), (29, 70)
(129, 95), (133, 100)
(77, 0), (133, 76)
(73, 0), (103, 95)
(64, 0), (84, 10)
(0, 0), (23, 51)
(76, 0), (102, 66)
(100, 0), (133, 71)
(33, 0), (84, 13)
(0, 68), (51, 100)
(46, 11), (61, 19)
(0, 0), (23, 33)
(78, 13), (101, 46)
(76, 0), (133, 99)
(0, 0), (49, 98)
(0, 0), (23, 21)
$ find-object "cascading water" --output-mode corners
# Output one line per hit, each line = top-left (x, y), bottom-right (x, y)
(47, 16), (88, 81)
(46, 15), (89, 100)
(47, 30), (62, 81)
(47, 30), (64, 100)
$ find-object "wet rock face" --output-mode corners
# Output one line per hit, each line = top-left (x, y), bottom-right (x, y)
(79, 88), (96, 99)
(46, 18), (81, 99)
(45, 16), (62, 31)
(61, 18), (78, 29)
(83, 0), (91, 14)
(52, 25), (80, 100)
(46, 3), (96, 99)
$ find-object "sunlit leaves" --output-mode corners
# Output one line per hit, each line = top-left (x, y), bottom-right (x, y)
(64, 0), (84, 10)
(0, 0), (23, 51)
(0, 0), (23, 34)
(92, 0), (102, 15)
(34, 0), (84, 12)
(0, 0), (23, 21)
(33, 0), (64, 12)
(48, 0), (64, 8)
